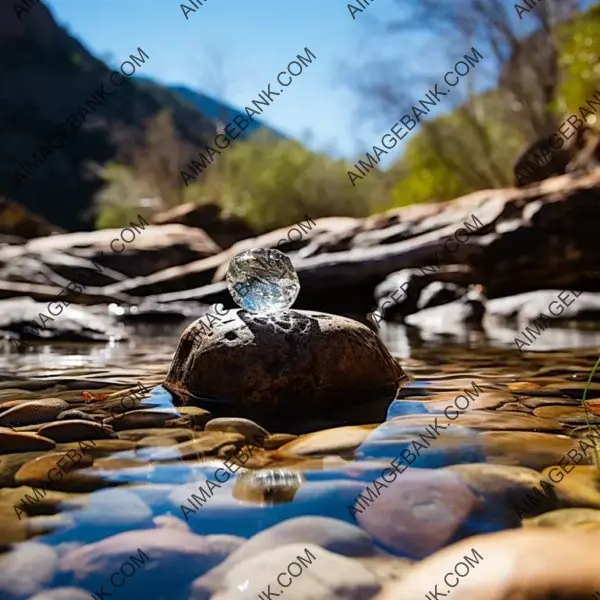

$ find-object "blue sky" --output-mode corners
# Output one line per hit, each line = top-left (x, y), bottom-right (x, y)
(42, 1), (596, 166)
(43, 0), (401, 162)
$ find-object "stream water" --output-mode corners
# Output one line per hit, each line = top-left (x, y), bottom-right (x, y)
(1, 319), (600, 599)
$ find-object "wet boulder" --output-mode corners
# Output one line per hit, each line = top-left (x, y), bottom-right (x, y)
(372, 269), (424, 322)
(417, 281), (466, 310)
(164, 309), (408, 432)
(0, 297), (126, 345)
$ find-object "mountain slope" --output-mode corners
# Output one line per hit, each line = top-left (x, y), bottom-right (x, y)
(0, 0), (218, 231)
(170, 85), (288, 140)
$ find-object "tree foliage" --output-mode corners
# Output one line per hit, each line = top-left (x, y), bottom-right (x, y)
(558, 4), (600, 115)
(95, 127), (389, 232)
(184, 131), (382, 231)
(353, 0), (587, 208)
(94, 162), (158, 229)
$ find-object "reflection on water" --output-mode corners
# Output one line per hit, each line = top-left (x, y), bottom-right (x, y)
(1, 321), (600, 599)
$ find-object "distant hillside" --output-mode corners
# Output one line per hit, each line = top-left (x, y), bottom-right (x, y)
(170, 85), (288, 140)
(0, 0), (219, 231)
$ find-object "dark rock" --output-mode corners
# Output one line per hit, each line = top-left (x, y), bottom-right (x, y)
(0, 297), (127, 344)
(102, 253), (226, 298)
(417, 281), (466, 310)
(0, 198), (62, 239)
(23, 224), (221, 278)
(373, 269), (425, 321)
(151, 202), (256, 249)
(0, 249), (127, 288)
(164, 309), (408, 432)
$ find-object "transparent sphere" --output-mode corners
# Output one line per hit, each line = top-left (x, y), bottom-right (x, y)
(226, 248), (300, 313)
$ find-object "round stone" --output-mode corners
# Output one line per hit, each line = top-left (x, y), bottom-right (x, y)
(165, 310), (408, 431)
(226, 248), (300, 313)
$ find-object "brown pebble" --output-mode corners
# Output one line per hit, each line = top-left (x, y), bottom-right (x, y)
(264, 433), (298, 450)
(0, 428), (56, 454)
(104, 410), (181, 431)
(137, 436), (179, 447)
(0, 451), (47, 486)
(0, 399), (39, 411)
(37, 420), (115, 443)
(117, 428), (194, 442)
(217, 444), (239, 458)
(164, 416), (194, 428)
(177, 406), (212, 427)
(57, 410), (97, 421)
(56, 439), (138, 454)
(15, 451), (96, 492)
(0, 512), (28, 545)
(142, 431), (245, 461)
(205, 417), (270, 445)
(94, 457), (151, 470)
(0, 399), (69, 427)
(0, 486), (81, 518)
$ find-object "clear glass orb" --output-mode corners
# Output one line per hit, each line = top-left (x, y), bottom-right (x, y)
(226, 248), (300, 314)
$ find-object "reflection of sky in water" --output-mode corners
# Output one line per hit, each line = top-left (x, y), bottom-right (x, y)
(39, 463), (372, 548)
(139, 384), (177, 411)
(25, 379), (499, 599)
(386, 400), (429, 419)
(8, 305), (600, 600)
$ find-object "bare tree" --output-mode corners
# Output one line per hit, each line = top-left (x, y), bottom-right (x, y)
(352, 0), (585, 190)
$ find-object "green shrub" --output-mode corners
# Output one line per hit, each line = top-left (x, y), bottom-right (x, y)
(94, 162), (158, 229)
(557, 4), (600, 116)
(184, 131), (385, 231)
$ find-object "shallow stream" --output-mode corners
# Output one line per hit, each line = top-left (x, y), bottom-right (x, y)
(2, 320), (600, 599)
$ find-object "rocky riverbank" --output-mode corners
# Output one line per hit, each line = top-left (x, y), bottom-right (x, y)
(2, 171), (600, 346)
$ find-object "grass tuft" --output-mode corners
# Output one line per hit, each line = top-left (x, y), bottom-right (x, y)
(581, 354), (600, 470)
